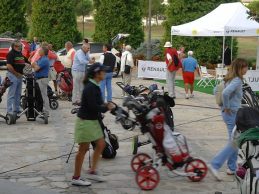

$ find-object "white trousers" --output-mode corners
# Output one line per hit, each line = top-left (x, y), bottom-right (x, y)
(72, 71), (85, 103)
(166, 70), (176, 97)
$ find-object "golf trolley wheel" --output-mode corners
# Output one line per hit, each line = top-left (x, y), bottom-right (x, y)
(5, 114), (15, 125)
(185, 158), (208, 182)
(132, 135), (139, 155)
(20, 96), (26, 110)
(131, 153), (152, 172)
(136, 166), (160, 190)
(49, 100), (59, 110)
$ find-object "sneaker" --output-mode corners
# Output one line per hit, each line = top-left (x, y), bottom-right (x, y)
(185, 94), (189, 99)
(71, 177), (91, 186)
(86, 170), (106, 182)
(226, 169), (235, 175)
(208, 164), (222, 181)
(190, 94), (194, 98)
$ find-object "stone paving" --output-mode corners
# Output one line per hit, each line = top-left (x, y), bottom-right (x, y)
(0, 70), (239, 194)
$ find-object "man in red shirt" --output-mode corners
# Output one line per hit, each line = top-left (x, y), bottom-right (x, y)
(164, 42), (181, 99)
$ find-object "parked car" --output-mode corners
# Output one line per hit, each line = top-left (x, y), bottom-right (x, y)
(0, 38), (30, 66)
(56, 42), (121, 77)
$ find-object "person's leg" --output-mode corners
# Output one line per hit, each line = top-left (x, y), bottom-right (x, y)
(14, 77), (22, 113)
(211, 111), (237, 171)
(172, 71), (177, 97)
(72, 71), (79, 104)
(7, 72), (18, 113)
(226, 112), (238, 171)
(37, 78), (49, 113)
(100, 77), (106, 101)
(73, 143), (89, 177)
(184, 83), (189, 94)
(106, 72), (113, 102)
(90, 138), (106, 172)
(190, 84), (194, 94)
(78, 72), (85, 103)
(53, 80), (57, 92)
(166, 71), (173, 97)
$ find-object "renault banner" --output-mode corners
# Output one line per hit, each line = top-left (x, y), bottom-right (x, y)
(138, 60), (167, 80)
(244, 70), (259, 91)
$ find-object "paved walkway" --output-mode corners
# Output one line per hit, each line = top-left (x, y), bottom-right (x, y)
(0, 70), (239, 194)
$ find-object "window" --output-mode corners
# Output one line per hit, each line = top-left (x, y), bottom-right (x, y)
(90, 43), (103, 54)
(0, 41), (12, 48)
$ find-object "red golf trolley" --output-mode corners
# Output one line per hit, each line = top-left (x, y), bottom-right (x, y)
(113, 96), (208, 190)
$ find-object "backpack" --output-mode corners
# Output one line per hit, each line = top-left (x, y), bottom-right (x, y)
(102, 127), (119, 159)
(173, 55), (179, 67)
(214, 82), (225, 106)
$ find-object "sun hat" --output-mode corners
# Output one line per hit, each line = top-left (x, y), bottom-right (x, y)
(164, 41), (172, 48)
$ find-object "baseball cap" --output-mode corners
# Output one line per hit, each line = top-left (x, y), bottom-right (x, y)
(87, 63), (109, 75)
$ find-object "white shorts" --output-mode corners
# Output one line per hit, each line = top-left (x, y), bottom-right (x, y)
(49, 67), (57, 81)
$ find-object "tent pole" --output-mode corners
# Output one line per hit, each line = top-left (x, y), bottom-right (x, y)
(231, 36), (233, 62)
(171, 35), (172, 44)
(222, 36), (226, 66)
(257, 37), (259, 70)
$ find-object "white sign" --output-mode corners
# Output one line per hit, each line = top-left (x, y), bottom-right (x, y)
(244, 70), (259, 91)
(138, 60), (167, 80)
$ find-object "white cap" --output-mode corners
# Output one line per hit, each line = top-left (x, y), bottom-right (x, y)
(164, 41), (172, 48)
(188, 51), (193, 56)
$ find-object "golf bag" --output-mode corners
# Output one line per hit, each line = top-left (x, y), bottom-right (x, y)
(91, 119), (119, 159)
(102, 126), (119, 159)
(235, 107), (259, 194)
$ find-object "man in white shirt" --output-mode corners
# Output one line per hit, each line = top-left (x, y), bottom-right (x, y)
(64, 41), (76, 72)
(120, 45), (134, 96)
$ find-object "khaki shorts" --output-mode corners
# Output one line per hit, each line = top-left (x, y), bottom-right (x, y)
(49, 67), (57, 81)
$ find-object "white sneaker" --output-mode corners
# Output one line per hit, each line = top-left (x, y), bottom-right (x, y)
(226, 169), (235, 175)
(208, 164), (222, 181)
(86, 170), (106, 182)
(71, 177), (91, 186)
(185, 94), (189, 99)
(190, 94), (194, 98)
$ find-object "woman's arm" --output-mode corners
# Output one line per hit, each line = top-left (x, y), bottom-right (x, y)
(222, 77), (242, 110)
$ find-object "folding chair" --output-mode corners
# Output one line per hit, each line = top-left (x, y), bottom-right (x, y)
(197, 66), (215, 88)
(215, 68), (228, 85)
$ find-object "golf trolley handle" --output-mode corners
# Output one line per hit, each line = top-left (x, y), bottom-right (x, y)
(116, 82), (126, 91)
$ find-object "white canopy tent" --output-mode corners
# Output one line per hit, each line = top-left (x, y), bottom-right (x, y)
(171, 2), (259, 68)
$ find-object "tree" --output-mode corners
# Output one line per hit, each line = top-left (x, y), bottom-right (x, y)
(75, 0), (93, 38)
(0, 0), (27, 36)
(93, 0), (144, 48)
(141, 0), (165, 25)
(164, 0), (239, 64)
(75, 0), (93, 16)
(247, 0), (259, 22)
(30, 0), (81, 49)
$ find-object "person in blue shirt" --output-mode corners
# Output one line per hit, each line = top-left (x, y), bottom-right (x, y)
(32, 46), (50, 115)
(209, 58), (248, 181)
(182, 51), (199, 99)
(72, 44), (94, 105)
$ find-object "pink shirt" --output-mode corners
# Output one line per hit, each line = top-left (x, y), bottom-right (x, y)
(30, 48), (57, 63)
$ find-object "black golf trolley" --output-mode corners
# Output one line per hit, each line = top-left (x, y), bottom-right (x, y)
(0, 77), (12, 123)
(6, 75), (48, 125)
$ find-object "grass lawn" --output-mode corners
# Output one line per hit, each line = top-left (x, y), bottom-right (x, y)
(156, 79), (215, 95)
(237, 37), (257, 60)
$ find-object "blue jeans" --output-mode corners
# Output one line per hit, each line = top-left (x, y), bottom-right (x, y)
(211, 110), (238, 171)
(100, 72), (113, 102)
(7, 72), (22, 114)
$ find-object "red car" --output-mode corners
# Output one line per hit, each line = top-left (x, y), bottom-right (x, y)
(0, 38), (30, 66)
